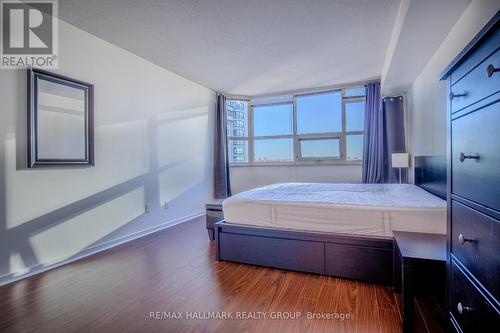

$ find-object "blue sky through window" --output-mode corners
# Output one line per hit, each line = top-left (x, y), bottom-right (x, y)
(344, 87), (366, 97)
(297, 92), (342, 134)
(300, 138), (340, 158)
(347, 134), (363, 160)
(346, 101), (365, 131)
(254, 138), (293, 161)
(253, 104), (293, 136)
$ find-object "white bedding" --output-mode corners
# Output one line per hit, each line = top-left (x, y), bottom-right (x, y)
(222, 183), (447, 238)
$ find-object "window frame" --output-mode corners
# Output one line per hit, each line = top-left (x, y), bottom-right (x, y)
(226, 84), (366, 166)
(251, 101), (295, 162)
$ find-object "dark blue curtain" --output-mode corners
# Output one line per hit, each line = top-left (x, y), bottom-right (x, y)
(362, 83), (406, 183)
(362, 83), (384, 183)
(383, 96), (407, 183)
(214, 93), (231, 198)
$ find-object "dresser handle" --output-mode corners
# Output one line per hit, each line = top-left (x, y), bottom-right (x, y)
(458, 233), (475, 245)
(459, 152), (480, 162)
(457, 302), (473, 315)
(486, 64), (499, 78)
(449, 92), (467, 100)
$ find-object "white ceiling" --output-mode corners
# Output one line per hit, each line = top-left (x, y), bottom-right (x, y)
(381, 0), (471, 93)
(59, 0), (400, 96)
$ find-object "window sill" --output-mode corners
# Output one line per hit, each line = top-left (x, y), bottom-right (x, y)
(229, 160), (362, 167)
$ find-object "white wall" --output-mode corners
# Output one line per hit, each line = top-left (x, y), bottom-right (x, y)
(407, 0), (499, 158)
(0, 20), (214, 282)
(230, 165), (362, 193)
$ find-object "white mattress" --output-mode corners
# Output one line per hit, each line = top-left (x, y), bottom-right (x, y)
(222, 183), (446, 238)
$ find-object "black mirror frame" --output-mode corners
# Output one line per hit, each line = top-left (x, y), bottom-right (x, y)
(27, 68), (94, 168)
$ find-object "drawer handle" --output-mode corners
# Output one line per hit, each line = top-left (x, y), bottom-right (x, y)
(457, 302), (473, 315)
(486, 64), (500, 78)
(458, 233), (475, 245)
(459, 152), (480, 162)
(449, 92), (467, 100)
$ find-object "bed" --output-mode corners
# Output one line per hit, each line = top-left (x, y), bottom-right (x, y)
(215, 155), (447, 285)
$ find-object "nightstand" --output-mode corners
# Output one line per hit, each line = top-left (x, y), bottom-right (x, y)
(206, 200), (224, 240)
(393, 231), (447, 333)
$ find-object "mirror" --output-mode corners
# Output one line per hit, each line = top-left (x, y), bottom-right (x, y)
(27, 69), (94, 167)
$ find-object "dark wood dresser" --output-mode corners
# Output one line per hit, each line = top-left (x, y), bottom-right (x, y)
(440, 11), (500, 333)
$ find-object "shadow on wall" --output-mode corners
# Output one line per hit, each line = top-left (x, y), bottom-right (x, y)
(0, 87), (213, 284)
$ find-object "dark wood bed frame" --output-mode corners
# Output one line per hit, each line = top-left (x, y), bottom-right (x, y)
(215, 155), (447, 285)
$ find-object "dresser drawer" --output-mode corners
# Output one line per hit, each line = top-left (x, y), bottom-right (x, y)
(450, 47), (500, 114)
(450, 260), (499, 333)
(450, 25), (500, 85)
(451, 201), (499, 299)
(451, 101), (500, 211)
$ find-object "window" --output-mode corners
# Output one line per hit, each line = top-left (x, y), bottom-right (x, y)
(253, 104), (293, 136)
(228, 101), (242, 110)
(297, 92), (342, 134)
(254, 138), (294, 162)
(344, 92), (365, 162)
(226, 85), (366, 165)
(228, 140), (248, 163)
(299, 138), (340, 159)
(346, 101), (364, 131)
(226, 100), (249, 163)
(346, 134), (363, 161)
(252, 103), (294, 162)
(232, 140), (244, 146)
(233, 147), (244, 154)
(233, 129), (244, 137)
(344, 86), (366, 97)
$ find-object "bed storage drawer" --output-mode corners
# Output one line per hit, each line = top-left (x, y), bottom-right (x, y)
(451, 102), (500, 211)
(218, 232), (325, 274)
(216, 223), (394, 283)
(449, 260), (499, 333)
(325, 243), (392, 284)
(451, 201), (499, 299)
(450, 47), (500, 114)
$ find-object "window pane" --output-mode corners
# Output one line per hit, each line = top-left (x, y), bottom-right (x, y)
(346, 101), (365, 131)
(297, 92), (342, 134)
(344, 86), (365, 97)
(226, 100), (248, 137)
(228, 139), (248, 163)
(253, 104), (293, 136)
(232, 129), (244, 137)
(254, 138), (293, 162)
(232, 140), (245, 146)
(346, 134), (363, 161)
(300, 138), (340, 159)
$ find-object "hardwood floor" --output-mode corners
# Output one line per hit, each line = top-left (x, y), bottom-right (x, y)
(0, 216), (402, 333)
